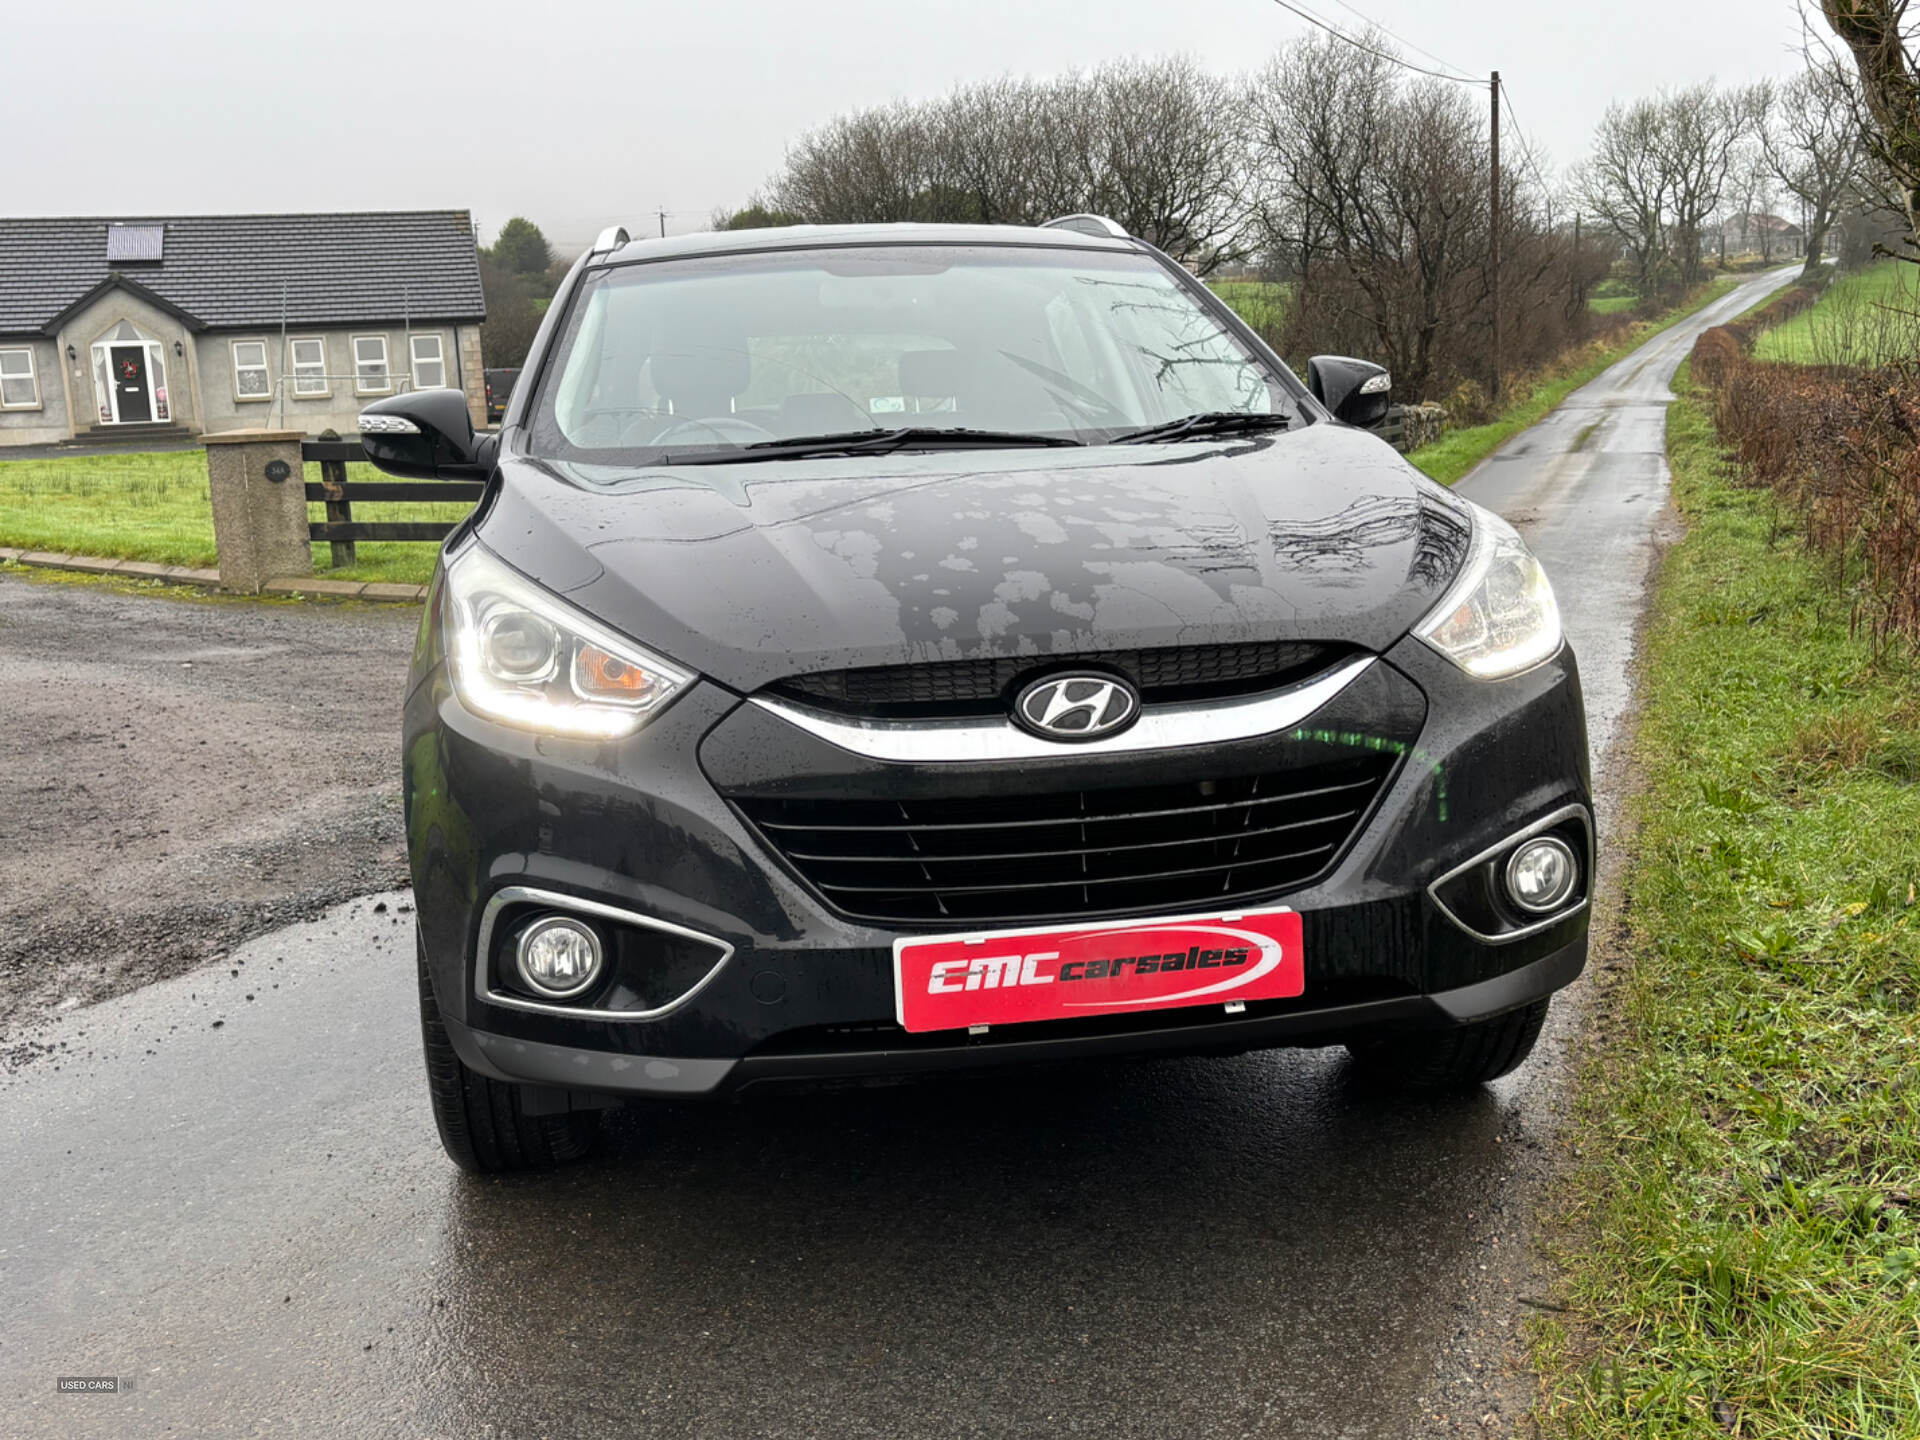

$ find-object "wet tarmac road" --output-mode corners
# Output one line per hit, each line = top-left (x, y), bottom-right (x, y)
(0, 269), (1798, 1440)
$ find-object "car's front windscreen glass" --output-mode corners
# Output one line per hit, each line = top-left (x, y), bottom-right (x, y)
(527, 244), (1303, 463)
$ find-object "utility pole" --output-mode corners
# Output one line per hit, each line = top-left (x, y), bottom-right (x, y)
(656, 207), (669, 239)
(1490, 70), (1502, 403)
(1574, 211), (1584, 314)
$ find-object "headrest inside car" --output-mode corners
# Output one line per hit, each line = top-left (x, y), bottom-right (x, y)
(651, 338), (751, 415)
(898, 348), (973, 400)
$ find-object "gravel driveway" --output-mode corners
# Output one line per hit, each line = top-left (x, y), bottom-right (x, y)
(0, 570), (416, 1056)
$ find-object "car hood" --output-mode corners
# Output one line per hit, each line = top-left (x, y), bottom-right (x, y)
(475, 425), (1476, 694)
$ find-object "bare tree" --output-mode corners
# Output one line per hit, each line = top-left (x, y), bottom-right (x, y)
(1662, 84), (1754, 286)
(1088, 59), (1252, 270)
(1575, 98), (1672, 295)
(1246, 31), (1570, 401)
(771, 102), (948, 225)
(933, 78), (1054, 226)
(763, 59), (1250, 273)
(1576, 84), (1763, 292)
(1718, 129), (1773, 263)
(1820, 0), (1920, 255)
(1249, 36), (1448, 389)
(1762, 58), (1866, 274)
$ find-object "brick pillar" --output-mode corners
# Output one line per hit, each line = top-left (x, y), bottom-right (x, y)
(204, 429), (314, 593)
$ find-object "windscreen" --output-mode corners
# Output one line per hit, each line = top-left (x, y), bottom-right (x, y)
(527, 244), (1302, 462)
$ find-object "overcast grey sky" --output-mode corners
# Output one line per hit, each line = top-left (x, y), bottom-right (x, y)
(5, 0), (1816, 252)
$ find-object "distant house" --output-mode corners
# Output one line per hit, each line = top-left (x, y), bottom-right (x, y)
(0, 211), (487, 449)
(1719, 213), (1807, 260)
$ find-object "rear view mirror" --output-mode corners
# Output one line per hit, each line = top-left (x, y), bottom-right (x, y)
(1307, 356), (1392, 429)
(359, 389), (494, 478)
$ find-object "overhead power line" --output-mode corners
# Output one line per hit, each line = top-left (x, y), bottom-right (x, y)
(1262, 0), (1529, 400)
(1264, 0), (1481, 84)
(1320, 0), (1477, 81)
(1497, 78), (1559, 201)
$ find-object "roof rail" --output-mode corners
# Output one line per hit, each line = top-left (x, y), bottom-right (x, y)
(589, 224), (631, 256)
(1041, 214), (1130, 240)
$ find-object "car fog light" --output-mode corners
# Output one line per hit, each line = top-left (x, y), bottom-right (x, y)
(1505, 837), (1579, 915)
(515, 917), (603, 998)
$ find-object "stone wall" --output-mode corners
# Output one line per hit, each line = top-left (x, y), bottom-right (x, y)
(1379, 402), (1447, 454)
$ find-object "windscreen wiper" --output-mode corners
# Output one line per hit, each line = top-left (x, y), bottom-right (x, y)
(1110, 412), (1293, 445)
(665, 427), (1086, 465)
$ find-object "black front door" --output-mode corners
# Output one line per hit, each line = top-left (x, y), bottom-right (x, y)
(111, 345), (151, 423)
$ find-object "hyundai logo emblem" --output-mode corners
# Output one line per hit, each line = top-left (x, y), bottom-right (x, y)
(1012, 673), (1142, 742)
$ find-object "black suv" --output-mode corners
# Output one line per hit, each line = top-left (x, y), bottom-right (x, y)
(361, 218), (1592, 1172)
(482, 367), (519, 425)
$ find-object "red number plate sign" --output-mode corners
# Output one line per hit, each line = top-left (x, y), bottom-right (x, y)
(893, 907), (1304, 1034)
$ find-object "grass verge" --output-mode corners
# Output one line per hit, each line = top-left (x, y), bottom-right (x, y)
(0, 450), (466, 586)
(1533, 375), (1920, 1437)
(1410, 277), (1740, 487)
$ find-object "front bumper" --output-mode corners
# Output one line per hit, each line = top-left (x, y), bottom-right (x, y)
(405, 632), (1592, 1100)
(440, 935), (1586, 1097)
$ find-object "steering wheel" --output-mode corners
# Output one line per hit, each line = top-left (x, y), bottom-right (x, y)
(643, 415), (778, 447)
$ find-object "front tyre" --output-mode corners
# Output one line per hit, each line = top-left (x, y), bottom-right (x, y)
(417, 937), (599, 1173)
(1346, 998), (1550, 1091)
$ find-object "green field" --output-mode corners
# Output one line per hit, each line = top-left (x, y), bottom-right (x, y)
(1534, 377), (1920, 1437)
(1588, 278), (1640, 315)
(1209, 279), (1291, 337)
(0, 450), (468, 586)
(1753, 260), (1919, 366)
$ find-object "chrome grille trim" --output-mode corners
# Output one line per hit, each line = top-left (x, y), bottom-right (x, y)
(749, 655), (1375, 764)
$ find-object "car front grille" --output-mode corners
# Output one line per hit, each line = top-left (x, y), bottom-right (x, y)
(733, 754), (1399, 926)
(771, 641), (1346, 716)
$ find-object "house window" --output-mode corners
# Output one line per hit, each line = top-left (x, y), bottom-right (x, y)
(410, 334), (447, 390)
(232, 340), (271, 400)
(354, 335), (391, 394)
(0, 348), (38, 409)
(290, 337), (329, 397)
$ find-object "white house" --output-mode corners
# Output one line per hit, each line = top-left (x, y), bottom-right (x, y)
(0, 211), (487, 448)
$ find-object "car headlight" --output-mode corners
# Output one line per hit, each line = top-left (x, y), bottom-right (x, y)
(1414, 510), (1562, 679)
(442, 544), (693, 738)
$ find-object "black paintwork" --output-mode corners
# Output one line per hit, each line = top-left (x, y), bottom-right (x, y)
(360, 388), (494, 479)
(391, 223), (1593, 1098)
(472, 427), (1473, 694)
(1307, 355), (1393, 429)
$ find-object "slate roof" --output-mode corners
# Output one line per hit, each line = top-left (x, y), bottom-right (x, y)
(0, 211), (486, 336)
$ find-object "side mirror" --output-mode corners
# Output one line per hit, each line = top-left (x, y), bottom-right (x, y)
(1307, 356), (1393, 429)
(359, 389), (495, 478)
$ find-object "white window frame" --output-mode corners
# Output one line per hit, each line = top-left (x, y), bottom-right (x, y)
(409, 332), (448, 390)
(353, 334), (392, 395)
(0, 347), (39, 409)
(289, 337), (329, 398)
(231, 339), (271, 403)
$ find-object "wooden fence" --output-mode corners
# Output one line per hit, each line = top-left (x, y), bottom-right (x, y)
(303, 439), (484, 568)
